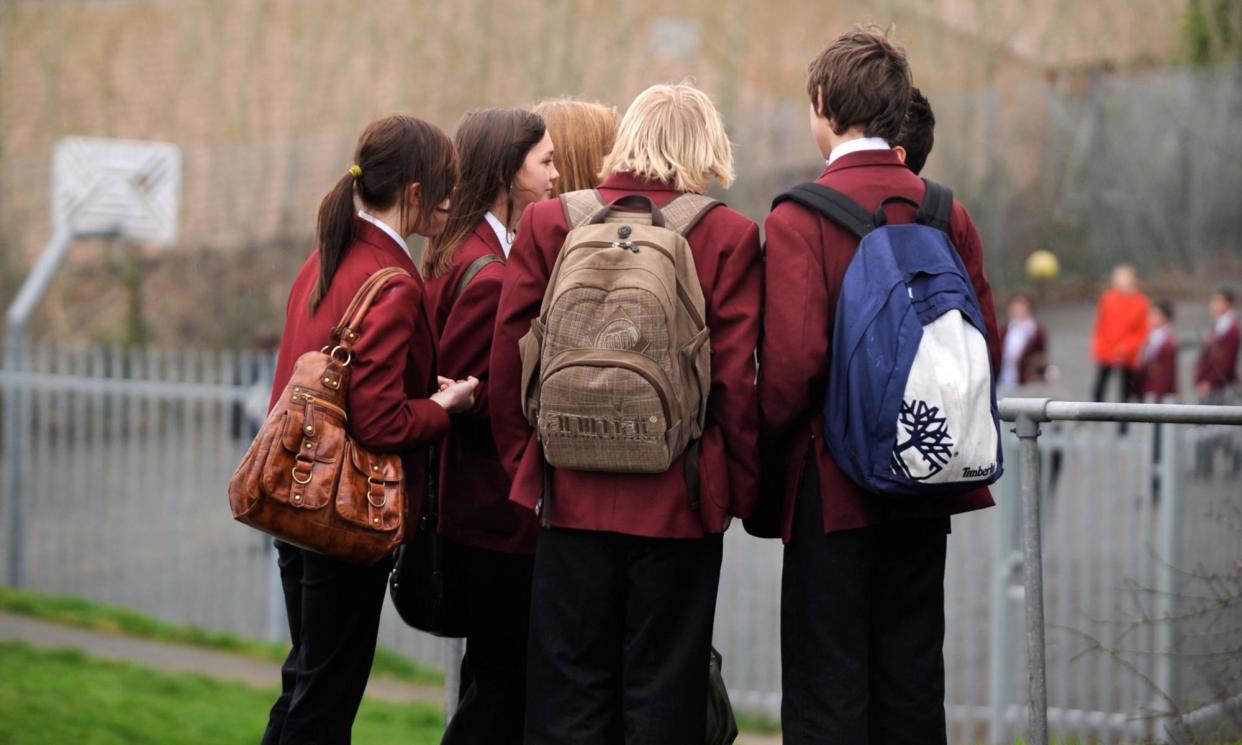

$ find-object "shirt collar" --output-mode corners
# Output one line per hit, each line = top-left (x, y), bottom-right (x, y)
(484, 211), (515, 258)
(1144, 325), (1170, 360)
(1216, 309), (1237, 337)
(827, 136), (892, 166)
(357, 210), (411, 260)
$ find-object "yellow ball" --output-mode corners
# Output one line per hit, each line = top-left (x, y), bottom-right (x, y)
(1026, 250), (1060, 280)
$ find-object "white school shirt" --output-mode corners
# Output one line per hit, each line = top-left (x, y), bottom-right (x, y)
(357, 210), (412, 261)
(827, 137), (891, 166)
(484, 211), (515, 258)
(1214, 310), (1237, 338)
(1000, 318), (1037, 386)
(1142, 325), (1170, 364)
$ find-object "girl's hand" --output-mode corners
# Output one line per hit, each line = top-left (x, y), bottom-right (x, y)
(431, 376), (479, 414)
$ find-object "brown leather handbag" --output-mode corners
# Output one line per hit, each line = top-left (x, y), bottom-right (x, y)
(228, 268), (408, 566)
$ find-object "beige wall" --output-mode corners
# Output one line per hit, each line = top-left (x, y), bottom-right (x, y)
(0, 0), (1200, 345)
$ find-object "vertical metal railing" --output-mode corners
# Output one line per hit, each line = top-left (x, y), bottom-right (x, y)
(998, 398), (1242, 745)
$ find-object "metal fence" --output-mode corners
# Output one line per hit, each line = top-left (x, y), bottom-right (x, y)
(2, 339), (1241, 744)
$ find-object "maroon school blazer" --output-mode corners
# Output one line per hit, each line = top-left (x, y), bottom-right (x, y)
(490, 171), (763, 539)
(270, 218), (450, 530)
(1000, 321), (1048, 385)
(1136, 331), (1179, 400)
(424, 219), (536, 554)
(1195, 319), (1239, 391)
(759, 149), (1000, 543)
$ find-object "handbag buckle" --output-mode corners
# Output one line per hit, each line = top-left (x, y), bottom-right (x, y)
(367, 476), (386, 507)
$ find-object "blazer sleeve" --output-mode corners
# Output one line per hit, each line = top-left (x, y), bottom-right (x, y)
(347, 276), (450, 451)
(490, 204), (553, 478)
(437, 261), (505, 419)
(704, 220), (763, 518)
(759, 206), (829, 437)
(950, 203), (1001, 374)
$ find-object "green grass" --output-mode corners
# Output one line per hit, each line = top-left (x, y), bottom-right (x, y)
(0, 585), (442, 685)
(0, 641), (443, 745)
(734, 711), (782, 734)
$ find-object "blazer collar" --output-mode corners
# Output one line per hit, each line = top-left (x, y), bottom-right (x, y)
(821, 148), (907, 177)
(598, 171), (679, 193)
(472, 217), (505, 258)
(354, 217), (418, 274)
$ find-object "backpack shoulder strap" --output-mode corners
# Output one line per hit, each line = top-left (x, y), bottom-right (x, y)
(771, 183), (875, 240)
(560, 189), (607, 229)
(452, 253), (504, 303)
(915, 178), (954, 234)
(661, 193), (722, 236)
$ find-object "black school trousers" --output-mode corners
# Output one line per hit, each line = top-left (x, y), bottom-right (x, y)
(781, 456), (949, 745)
(441, 539), (535, 745)
(262, 540), (392, 745)
(525, 525), (724, 745)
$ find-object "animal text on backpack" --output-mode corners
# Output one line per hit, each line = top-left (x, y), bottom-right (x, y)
(518, 190), (718, 475)
(772, 179), (1002, 496)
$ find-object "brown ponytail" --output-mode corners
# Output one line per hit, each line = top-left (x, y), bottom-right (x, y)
(423, 108), (546, 278)
(310, 115), (458, 312)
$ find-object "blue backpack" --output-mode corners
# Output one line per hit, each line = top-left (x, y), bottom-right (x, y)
(772, 179), (1002, 497)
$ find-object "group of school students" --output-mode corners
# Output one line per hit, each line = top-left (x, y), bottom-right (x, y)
(259, 26), (1000, 745)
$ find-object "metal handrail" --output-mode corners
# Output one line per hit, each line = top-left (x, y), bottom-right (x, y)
(1000, 397), (1242, 425)
(997, 397), (1242, 745)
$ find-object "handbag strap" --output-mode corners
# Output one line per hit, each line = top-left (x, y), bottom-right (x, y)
(332, 267), (410, 351)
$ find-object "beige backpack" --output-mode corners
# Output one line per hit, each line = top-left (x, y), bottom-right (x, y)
(519, 190), (719, 475)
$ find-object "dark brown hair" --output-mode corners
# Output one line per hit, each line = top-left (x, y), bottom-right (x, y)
(423, 108), (546, 277)
(311, 115), (458, 311)
(895, 87), (935, 175)
(806, 24), (912, 142)
(1154, 299), (1175, 321)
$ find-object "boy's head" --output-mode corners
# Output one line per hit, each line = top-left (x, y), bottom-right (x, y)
(1210, 288), (1235, 317)
(1007, 294), (1033, 322)
(893, 87), (935, 174)
(602, 83), (735, 194)
(1110, 264), (1138, 293)
(806, 24), (912, 157)
(1150, 300), (1174, 328)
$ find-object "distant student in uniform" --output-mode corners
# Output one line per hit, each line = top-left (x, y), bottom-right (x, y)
(532, 98), (619, 195)
(1136, 300), (1178, 401)
(759, 26), (999, 745)
(1091, 264), (1149, 403)
(421, 108), (558, 745)
(892, 86), (934, 175)
(999, 293), (1050, 388)
(1195, 288), (1239, 400)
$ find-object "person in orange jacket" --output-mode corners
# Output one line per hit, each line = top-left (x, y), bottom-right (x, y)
(1091, 264), (1150, 404)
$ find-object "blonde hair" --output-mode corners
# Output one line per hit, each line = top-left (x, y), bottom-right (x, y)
(601, 83), (735, 194)
(533, 98), (619, 196)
